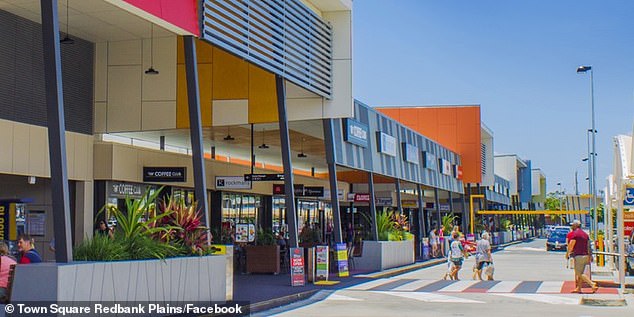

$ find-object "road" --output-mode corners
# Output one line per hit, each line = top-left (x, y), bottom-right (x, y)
(261, 239), (634, 317)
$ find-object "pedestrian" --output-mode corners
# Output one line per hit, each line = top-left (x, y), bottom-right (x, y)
(429, 228), (439, 258)
(566, 220), (598, 293)
(95, 220), (114, 238)
(0, 242), (16, 299)
(17, 234), (42, 264)
(474, 232), (493, 280)
(565, 221), (579, 269)
(449, 232), (467, 280)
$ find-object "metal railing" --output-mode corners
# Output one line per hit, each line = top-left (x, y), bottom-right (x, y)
(202, 0), (333, 98)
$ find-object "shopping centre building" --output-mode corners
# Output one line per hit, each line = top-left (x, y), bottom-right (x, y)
(0, 0), (546, 274)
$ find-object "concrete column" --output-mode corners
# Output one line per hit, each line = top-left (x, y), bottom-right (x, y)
(368, 172), (378, 240)
(74, 181), (94, 244)
(323, 119), (343, 243)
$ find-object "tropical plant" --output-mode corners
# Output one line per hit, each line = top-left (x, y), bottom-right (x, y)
(155, 198), (209, 255)
(212, 226), (234, 244)
(74, 234), (127, 261)
(364, 210), (410, 241)
(255, 228), (276, 246)
(500, 218), (512, 231)
(299, 225), (321, 244)
(441, 213), (457, 233)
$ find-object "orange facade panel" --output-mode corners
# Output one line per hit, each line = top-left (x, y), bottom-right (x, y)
(377, 106), (482, 184)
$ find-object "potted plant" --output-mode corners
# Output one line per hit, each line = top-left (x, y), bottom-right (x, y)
(299, 225), (321, 248)
(356, 210), (416, 271)
(245, 228), (280, 274)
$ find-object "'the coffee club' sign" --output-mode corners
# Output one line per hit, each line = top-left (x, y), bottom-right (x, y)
(143, 167), (187, 182)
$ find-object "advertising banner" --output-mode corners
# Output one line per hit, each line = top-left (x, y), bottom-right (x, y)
(402, 143), (419, 164)
(215, 176), (252, 190)
(235, 224), (255, 243)
(335, 243), (349, 277)
(424, 152), (437, 170)
(290, 248), (306, 286)
(315, 245), (329, 281)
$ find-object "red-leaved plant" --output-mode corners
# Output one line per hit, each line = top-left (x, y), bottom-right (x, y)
(154, 197), (210, 255)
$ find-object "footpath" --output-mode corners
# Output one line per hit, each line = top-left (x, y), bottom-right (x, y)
(238, 238), (533, 314)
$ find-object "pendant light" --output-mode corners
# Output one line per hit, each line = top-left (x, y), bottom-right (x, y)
(145, 24), (159, 75)
(60, 0), (74, 44)
(223, 127), (235, 141)
(258, 129), (269, 149)
(297, 138), (307, 158)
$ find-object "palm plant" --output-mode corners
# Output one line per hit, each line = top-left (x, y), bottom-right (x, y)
(442, 213), (456, 233)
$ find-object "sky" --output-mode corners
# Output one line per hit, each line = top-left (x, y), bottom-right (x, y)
(353, 0), (634, 195)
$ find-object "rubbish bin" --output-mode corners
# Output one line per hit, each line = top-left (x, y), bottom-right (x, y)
(422, 244), (430, 260)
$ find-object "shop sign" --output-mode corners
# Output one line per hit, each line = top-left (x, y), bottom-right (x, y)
(290, 247), (306, 286)
(273, 184), (305, 195)
(425, 202), (435, 209)
(315, 245), (329, 281)
(402, 200), (418, 208)
(245, 173), (285, 181)
(215, 176), (252, 189)
(439, 203), (451, 211)
(453, 165), (463, 179)
(108, 182), (145, 198)
(27, 210), (46, 236)
(625, 212), (634, 236)
(376, 132), (397, 157)
(624, 187), (634, 206)
(335, 243), (349, 277)
(322, 189), (345, 200)
(439, 159), (452, 176)
(423, 152), (437, 170)
(376, 197), (393, 206)
(302, 186), (325, 197)
(343, 118), (369, 148)
(0, 203), (7, 240)
(354, 193), (370, 202)
(143, 167), (186, 182)
(402, 143), (419, 164)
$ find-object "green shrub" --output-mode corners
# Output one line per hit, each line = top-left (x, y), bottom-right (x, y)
(74, 235), (127, 261)
(256, 228), (277, 246)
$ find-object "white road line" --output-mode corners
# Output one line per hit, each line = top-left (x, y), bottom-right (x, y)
(487, 281), (521, 293)
(437, 280), (480, 292)
(376, 291), (485, 304)
(536, 281), (564, 293)
(347, 278), (396, 291)
(325, 293), (363, 301)
(492, 293), (580, 305)
(391, 279), (437, 291)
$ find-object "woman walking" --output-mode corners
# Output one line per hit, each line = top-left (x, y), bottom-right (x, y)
(449, 232), (467, 280)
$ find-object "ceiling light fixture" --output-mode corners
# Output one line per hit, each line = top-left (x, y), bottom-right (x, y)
(223, 127), (235, 141)
(258, 128), (269, 149)
(297, 137), (307, 158)
(144, 24), (159, 75)
(60, 0), (74, 44)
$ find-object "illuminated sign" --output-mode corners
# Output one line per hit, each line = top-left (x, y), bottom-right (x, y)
(343, 119), (369, 147)
(402, 143), (419, 164)
(624, 187), (634, 207)
(377, 132), (397, 157)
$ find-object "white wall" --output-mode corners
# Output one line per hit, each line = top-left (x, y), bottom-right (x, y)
(94, 37), (178, 133)
(494, 156), (518, 195)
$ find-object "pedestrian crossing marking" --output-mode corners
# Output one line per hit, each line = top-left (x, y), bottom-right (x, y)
(325, 294), (363, 301)
(486, 281), (522, 293)
(437, 280), (479, 292)
(391, 279), (437, 291)
(493, 293), (581, 305)
(376, 291), (485, 304)
(346, 278), (619, 294)
(347, 278), (395, 291)
(536, 281), (565, 293)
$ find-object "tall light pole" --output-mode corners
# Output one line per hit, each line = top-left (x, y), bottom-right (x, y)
(577, 65), (598, 241)
(557, 182), (564, 224)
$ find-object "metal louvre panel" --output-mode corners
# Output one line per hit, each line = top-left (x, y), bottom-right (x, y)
(203, 0), (333, 98)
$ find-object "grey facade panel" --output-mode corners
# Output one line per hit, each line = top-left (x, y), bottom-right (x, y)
(0, 10), (94, 135)
(334, 100), (464, 193)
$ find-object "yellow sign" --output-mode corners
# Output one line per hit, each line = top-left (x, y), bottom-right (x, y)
(209, 244), (227, 255)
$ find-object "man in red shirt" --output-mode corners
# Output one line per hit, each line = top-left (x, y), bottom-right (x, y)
(17, 234), (42, 264)
(565, 221), (579, 269)
(566, 224), (598, 293)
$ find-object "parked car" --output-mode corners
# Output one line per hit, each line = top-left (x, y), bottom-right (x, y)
(546, 230), (569, 251)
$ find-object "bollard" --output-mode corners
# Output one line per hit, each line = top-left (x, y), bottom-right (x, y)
(598, 234), (604, 267)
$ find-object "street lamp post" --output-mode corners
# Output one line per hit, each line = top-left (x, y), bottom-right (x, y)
(577, 65), (598, 241)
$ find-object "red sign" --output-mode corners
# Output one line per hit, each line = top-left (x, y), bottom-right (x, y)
(457, 166), (463, 180)
(625, 222), (634, 237)
(354, 193), (370, 202)
(290, 247), (305, 286)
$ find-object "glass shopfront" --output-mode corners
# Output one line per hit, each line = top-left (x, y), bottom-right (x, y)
(272, 197), (334, 243)
(221, 193), (261, 227)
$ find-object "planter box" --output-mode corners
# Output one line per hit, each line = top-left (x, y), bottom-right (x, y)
(11, 253), (232, 302)
(245, 245), (280, 274)
(355, 240), (415, 272)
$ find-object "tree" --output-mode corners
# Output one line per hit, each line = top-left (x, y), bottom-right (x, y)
(545, 192), (562, 211)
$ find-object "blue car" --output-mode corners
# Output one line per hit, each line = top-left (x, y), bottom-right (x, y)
(546, 230), (569, 251)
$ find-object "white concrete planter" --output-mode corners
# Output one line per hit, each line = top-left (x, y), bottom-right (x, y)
(12, 253), (232, 302)
(355, 240), (415, 272)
